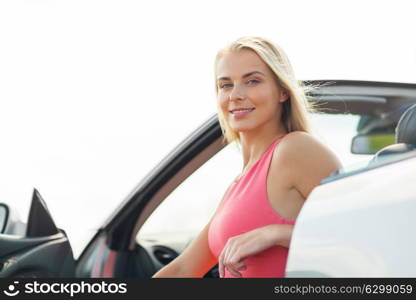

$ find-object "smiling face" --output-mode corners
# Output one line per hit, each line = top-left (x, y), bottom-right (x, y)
(216, 49), (288, 135)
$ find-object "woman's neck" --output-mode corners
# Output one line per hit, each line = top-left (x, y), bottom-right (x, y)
(239, 126), (288, 172)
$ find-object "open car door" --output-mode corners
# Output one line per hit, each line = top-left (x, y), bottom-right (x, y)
(0, 189), (75, 277)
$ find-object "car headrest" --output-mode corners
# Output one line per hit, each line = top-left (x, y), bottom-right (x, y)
(396, 103), (416, 144)
(375, 143), (416, 156)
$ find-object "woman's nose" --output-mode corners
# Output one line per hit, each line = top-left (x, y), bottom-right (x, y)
(229, 85), (246, 101)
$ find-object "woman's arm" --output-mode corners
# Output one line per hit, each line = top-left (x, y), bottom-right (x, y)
(276, 131), (343, 199)
(152, 222), (217, 278)
(261, 224), (293, 248)
(152, 182), (238, 278)
(153, 180), (238, 278)
(217, 223), (294, 277)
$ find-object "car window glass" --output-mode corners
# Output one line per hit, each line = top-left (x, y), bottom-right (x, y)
(137, 143), (243, 251)
(309, 113), (373, 167)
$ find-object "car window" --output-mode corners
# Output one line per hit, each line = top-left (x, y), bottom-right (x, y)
(309, 113), (373, 167)
(137, 143), (243, 251)
(322, 147), (416, 185)
(136, 112), (374, 249)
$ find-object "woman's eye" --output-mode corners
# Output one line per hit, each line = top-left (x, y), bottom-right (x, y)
(220, 83), (232, 89)
(247, 79), (260, 85)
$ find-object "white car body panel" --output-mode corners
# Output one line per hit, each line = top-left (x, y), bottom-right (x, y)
(286, 156), (416, 277)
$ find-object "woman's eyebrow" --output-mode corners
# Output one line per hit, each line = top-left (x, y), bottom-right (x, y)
(217, 71), (265, 81)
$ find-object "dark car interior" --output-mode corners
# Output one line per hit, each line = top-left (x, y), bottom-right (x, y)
(324, 103), (416, 185)
(373, 104), (416, 161)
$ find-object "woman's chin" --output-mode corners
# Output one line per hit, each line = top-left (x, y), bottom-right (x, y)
(228, 119), (260, 133)
(229, 125), (255, 133)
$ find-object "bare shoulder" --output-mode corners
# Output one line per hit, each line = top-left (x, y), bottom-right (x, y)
(272, 131), (342, 198)
(276, 131), (339, 162)
(279, 131), (324, 148)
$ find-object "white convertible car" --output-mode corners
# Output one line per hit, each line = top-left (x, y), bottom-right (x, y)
(287, 148), (416, 277)
(287, 84), (416, 277)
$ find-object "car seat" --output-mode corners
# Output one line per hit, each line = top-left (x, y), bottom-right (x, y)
(372, 103), (416, 163)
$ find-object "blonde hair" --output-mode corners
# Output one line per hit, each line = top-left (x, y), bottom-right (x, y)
(214, 36), (315, 144)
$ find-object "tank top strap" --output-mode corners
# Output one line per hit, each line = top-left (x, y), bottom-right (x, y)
(256, 135), (285, 174)
(227, 135), (287, 198)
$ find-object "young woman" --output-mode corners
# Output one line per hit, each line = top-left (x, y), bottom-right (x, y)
(153, 36), (341, 278)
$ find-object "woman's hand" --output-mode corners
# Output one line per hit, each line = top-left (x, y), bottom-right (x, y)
(218, 224), (293, 278)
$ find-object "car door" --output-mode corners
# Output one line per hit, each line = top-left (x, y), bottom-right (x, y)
(75, 114), (224, 278)
(0, 189), (75, 277)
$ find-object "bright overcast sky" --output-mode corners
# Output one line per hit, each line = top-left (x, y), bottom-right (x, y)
(1, 0), (415, 256)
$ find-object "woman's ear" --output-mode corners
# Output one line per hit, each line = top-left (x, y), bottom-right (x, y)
(279, 90), (289, 103)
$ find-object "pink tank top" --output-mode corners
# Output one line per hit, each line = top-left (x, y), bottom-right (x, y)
(208, 135), (295, 278)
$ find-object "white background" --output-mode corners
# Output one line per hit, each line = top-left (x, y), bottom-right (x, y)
(0, 0), (415, 257)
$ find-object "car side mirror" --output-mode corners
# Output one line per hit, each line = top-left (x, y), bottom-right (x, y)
(351, 133), (395, 154)
(26, 189), (59, 237)
(0, 203), (9, 233)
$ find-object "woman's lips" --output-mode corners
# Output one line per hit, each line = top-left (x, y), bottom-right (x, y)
(229, 108), (255, 118)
